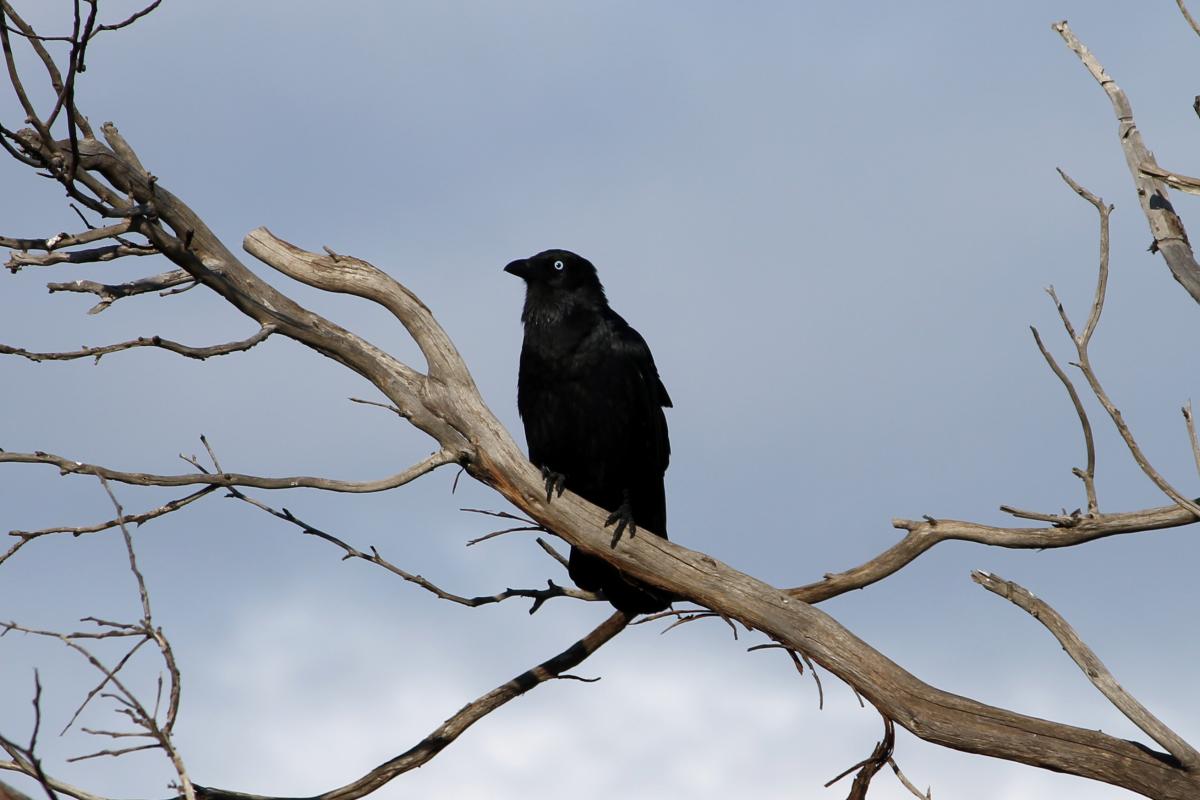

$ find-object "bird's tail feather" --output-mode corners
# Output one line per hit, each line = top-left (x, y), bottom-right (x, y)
(568, 547), (673, 615)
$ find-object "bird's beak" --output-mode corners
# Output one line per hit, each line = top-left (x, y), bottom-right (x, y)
(504, 258), (530, 279)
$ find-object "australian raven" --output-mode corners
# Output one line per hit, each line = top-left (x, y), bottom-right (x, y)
(505, 249), (673, 615)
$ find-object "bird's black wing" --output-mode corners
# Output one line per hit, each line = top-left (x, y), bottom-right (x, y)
(596, 311), (671, 536)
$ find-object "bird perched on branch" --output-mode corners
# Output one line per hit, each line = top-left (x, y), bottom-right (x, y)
(505, 249), (674, 615)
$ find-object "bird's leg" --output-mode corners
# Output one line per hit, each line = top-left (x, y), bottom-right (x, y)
(540, 465), (566, 502)
(604, 490), (636, 547)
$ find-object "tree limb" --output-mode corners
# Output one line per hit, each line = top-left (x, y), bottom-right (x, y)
(46, 269), (195, 314)
(0, 324), (275, 364)
(973, 570), (1200, 771)
(1054, 20), (1200, 303)
(786, 502), (1199, 605)
(0, 448), (458, 493)
(225, 488), (601, 613)
(6, 242), (156, 271)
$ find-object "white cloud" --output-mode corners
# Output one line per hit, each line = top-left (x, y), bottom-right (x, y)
(165, 592), (1148, 800)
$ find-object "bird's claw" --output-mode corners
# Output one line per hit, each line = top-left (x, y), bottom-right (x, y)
(604, 495), (636, 547)
(541, 466), (566, 502)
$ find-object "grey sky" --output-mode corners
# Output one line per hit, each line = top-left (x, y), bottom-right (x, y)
(2, 2), (1199, 798)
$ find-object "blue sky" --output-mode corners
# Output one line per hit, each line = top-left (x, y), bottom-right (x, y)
(2, 2), (1199, 798)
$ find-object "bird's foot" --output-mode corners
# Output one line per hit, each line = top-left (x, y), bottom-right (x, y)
(604, 493), (636, 547)
(541, 466), (566, 502)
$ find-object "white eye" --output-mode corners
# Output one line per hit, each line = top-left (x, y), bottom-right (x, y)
(553, 260), (564, 271)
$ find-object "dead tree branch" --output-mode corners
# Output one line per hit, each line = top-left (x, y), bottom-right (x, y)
(786, 501), (1199, 605)
(46, 269), (195, 315)
(226, 488), (601, 612)
(1177, 0), (1200, 38)
(1031, 325), (1098, 515)
(0, 448), (458, 493)
(1046, 171), (1200, 519)
(0, 324), (275, 364)
(973, 571), (1200, 771)
(1054, 20), (1200, 303)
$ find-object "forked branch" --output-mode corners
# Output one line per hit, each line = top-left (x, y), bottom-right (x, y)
(0, 448), (458, 493)
(1054, 21), (1200, 303)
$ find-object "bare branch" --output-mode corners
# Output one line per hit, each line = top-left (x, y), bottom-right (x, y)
(1183, 402), (1200, 481)
(1044, 169), (1200, 519)
(91, 477), (193, 798)
(0, 448), (458, 493)
(0, 767), (108, 800)
(0, 324), (275, 364)
(60, 638), (151, 737)
(535, 536), (570, 569)
(888, 758), (933, 800)
(1055, 169), (1110, 348)
(47, 269), (195, 315)
(226, 489), (599, 613)
(6, 242), (156, 271)
(973, 570), (1200, 771)
(1054, 21), (1200, 303)
(1031, 325), (1098, 515)
(825, 715), (894, 800)
(1177, 0), (1200, 38)
(66, 743), (157, 763)
(1138, 162), (1200, 196)
(92, 1), (163, 36)
(7, 485), (214, 551)
(748, 642), (823, 708)
(1045, 284), (1200, 519)
(787, 501), (1200, 605)
(242, 228), (474, 389)
(0, 6), (55, 149)
(0, 220), (133, 252)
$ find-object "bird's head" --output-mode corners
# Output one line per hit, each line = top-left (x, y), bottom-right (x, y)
(504, 249), (607, 301)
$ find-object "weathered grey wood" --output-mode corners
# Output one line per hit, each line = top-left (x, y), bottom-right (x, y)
(974, 571), (1200, 771)
(1054, 21), (1200, 305)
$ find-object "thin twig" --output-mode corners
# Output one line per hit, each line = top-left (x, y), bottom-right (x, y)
(535, 537), (569, 569)
(465, 525), (544, 546)
(95, 477), (193, 799)
(825, 715), (895, 800)
(0, 448), (458, 493)
(1030, 324), (1098, 515)
(1184, 401), (1200, 482)
(93, 0), (163, 35)
(1048, 170), (1200, 520)
(227, 489), (598, 613)
(1055, 169), (1110, 349)
(8, 486), (214, 548)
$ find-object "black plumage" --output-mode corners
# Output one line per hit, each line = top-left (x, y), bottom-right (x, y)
(505, 249), (673, 615)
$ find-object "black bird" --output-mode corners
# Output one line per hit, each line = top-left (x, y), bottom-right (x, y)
(505, 249), (673, 615)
